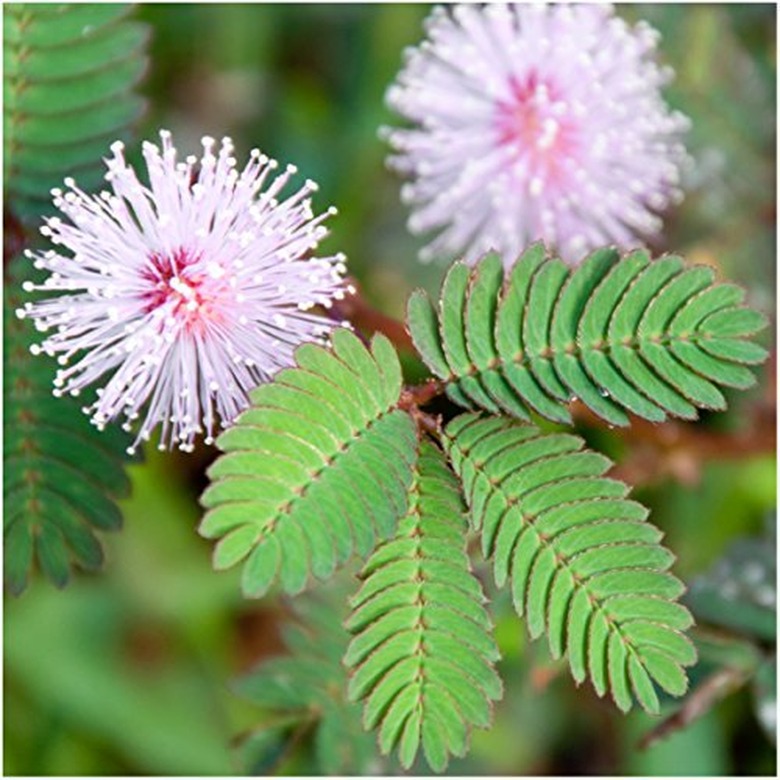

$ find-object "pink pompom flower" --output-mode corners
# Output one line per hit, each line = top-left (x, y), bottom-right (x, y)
(384, 3), (690, 265)
(17, 131), (350, 454)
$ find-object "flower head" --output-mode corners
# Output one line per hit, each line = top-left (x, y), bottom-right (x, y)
(17, 131), (349, 453)
(385, 3), (690, 265)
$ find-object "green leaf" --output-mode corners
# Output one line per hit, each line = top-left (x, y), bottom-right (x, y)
(685, 529), (776, 641)
(4, 3), (148, 221)
(752, 655), (776, 747)
(345, 440), (501, 772)
(464, 253), (531, 420)
(201, 329), (418, 598)
(439, 261), (500, 412)
(407, 290), (450, 380)
(234, 579), (383, 774)
(408, 246), (768, 425)
(444, 412), (696, 713)
(4, 259), (136, 594)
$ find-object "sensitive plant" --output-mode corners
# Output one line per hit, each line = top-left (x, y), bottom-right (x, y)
(200, 245), (766, 770)
(3, 1), (774, 776)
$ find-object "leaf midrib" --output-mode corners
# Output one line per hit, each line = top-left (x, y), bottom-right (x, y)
(251, 406), (404, 537)
(447, 435), (654, 669)
(367, 489), (467, 752)
(451, 328), (728, 382)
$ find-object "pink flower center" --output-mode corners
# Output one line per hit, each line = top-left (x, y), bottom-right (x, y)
(140, 248), (220, 331)
(495, 70), (578, 187)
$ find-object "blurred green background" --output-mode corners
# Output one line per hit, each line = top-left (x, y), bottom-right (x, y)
(4, 3), (776, 775)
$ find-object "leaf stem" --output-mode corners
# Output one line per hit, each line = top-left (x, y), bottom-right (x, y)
(329, 276), (416, 354)
(638, 665), (750, 750)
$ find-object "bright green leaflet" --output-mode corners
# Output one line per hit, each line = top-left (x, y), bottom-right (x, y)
(201, 329), (418, 598)
(407, 246), (767, 425)
(345, 440), (501, 772)
(443, 412), (696, 713)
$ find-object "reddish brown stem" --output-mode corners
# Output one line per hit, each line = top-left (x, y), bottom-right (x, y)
(638, 666), (749, 750)
(398, 379), (445, 410)
(329, 277), (416, 354)
(4, 207), (27, 271)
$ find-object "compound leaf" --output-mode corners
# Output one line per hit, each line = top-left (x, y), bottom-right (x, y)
(408, 245), (768, 426)
(4, 258), (135, 594)
(443, 412), (696, 713)
(201, 329), (418, 598)
(4, 2), (148, 221)
(345, 440), (501, 772)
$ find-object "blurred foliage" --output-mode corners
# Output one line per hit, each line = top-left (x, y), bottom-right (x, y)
(686, 516), (776, 642)
(4, 2), (776, 776)
(3, 2), (148, 221)
(4, 260), (138, 594)
(4, 449), (243, 775)
(629, 517), (777, 759)
(234, 574), (387, 775)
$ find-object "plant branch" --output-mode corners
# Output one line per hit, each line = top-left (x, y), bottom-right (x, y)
(399, 378), (445, 409)
(3, 208), (27, 271)
(329, 276), (416, 354)
(638, 666), (751, 750)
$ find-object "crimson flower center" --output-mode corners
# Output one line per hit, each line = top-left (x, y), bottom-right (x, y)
(495, 70), (578, 185)
(140, 248), (216, 329)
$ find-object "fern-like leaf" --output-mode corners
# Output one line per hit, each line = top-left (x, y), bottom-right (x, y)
(201, 329), (418, 598)
(443, 412), (696, 713)
(4, 260), (135, 594)
(408, 245), (768, 426)
(4, 2), (148, 221)
(235, 579), (382, 775)
(344, 440), (501, 772)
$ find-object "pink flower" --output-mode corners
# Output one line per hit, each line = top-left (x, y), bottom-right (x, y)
(17, 131), (349, 453)
(384, 3), (690, 265)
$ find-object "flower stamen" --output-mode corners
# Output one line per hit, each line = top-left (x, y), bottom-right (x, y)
(20, 131), (348, 452)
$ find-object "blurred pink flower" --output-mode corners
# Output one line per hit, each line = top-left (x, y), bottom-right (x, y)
(385, 3), (690, 265)
(18, 131), (349, 453)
